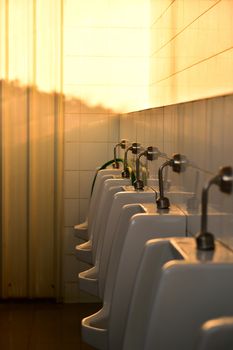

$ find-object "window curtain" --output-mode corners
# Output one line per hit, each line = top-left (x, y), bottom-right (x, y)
(0, 0), (63, 299)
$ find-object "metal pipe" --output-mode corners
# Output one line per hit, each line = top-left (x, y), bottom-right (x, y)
(113, 139), (128, 168)
(156, 154), (187, 210)
(196, 166), (232, 251)
(122, 142), (140, 178)
(156, 160), (171, 209)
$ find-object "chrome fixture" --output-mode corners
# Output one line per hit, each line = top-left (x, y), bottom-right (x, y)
(122, 142), (141, 178)
(156, 153), (187, 210)
(113, 139), (128, 169)
(196, 166), (233, 251)
(133, 146), (164, 190)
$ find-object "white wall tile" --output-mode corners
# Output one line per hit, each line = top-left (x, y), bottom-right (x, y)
(108, 142), (118, 162)
(79, 198), (89, 223)
(135, 110), (146, 145)
(64, 27), (109, 56)
(64, 143), (79, 170)
(150, 0), (233, 108)
(63, 228), (79, 255)
(64, 27), (149, 57)
(79, 170), (95, 198)
(108, 0), (149, 27)
(64, 0), (110, 27)
(79, 142), (109, 170)
(108, 114), (120, 143)
(64, 199), (79, 227)
(120, 113), (134, 143)
(144, 110), (152, 146)
(63, 282), (80, 303)
(80, 114), (109, 142)
(64, 56), (110, 85)
(223, 95), (233, 165)
(107, 28), (149, 57)
(64, 171), (79, 198)
(65, 84), (149, 114)
(79, 100), (111, 114)
(64, 97), (81, 114)
(150, 108), (164, 151)
(63, 255), (80, 282)
(206, 96), (225, 172)
(65, 115), (80, 142)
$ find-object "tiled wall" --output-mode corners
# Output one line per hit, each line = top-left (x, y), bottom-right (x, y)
(150, 0), (233, 107)
(120, 93), (233, 250)
(63, 102), (120, 302)
(63, 0), (149, 112)
(63, 0), (150, 302)
(1, 0), (232, 301)
(62, 0), (233, 302)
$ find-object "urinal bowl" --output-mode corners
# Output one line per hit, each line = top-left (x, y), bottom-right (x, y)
(82, 309), (109, 350)
(74, 220), (88, 240)
(122, 237), (233, 350)
(79, 188), (197, 298)
(196, 317), (233, 350)
(81, 204), (187, 350)
(74, 169), (122, 241)
(78, 265), (99, 297)
(75, 185), (125, 265)
(74, 174), (170, 241)
(75, 240), (93, 265)
(78, 188), (158, 296)
(75, 178), (131, 264)
(75, 176), (159, 263)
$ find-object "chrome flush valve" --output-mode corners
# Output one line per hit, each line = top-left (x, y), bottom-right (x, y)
(131, 142), (141, 154)
(122, 142), (141, 178)
(196, 166), (233, 251)
(113, 139), (129, 168)
(156, 153), (188, 210)
(170, 153), (187, 173)
(133, 146), (164, 190)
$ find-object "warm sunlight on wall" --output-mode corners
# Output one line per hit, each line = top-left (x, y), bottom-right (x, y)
(0, 0), (6, 79)
(63, 0), (150, 113)
(8, 0), (32, 84)
(1, 0), (149, 111)
(150, 0), (233, 107)
(2, 0), (233, 115)
(0, 0), (62, 93)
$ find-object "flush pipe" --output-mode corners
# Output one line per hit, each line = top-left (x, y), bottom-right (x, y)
(156, 153), (187, 210)
(122, 142), (141, 178)
(133, 146), (164, 191)
(141, 166), (148, 186)
(196, 166), (233, 251)
(113, 139), (128, 168)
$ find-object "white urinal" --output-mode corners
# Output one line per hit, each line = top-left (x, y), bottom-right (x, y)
(75, 177), (163, 264)
(196, 317), (233, 350)
(74, 174), (114, 241)
(78, 188), (158, 297)
(75, 177), (131, 264)
(79, 189), (195, 298)
(122, 237), (233, 350)
(74, 168), (122, 240)
(81, 203), (187, 350)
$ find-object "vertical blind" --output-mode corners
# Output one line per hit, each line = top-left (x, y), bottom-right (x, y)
(0, 0), (63, 299)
